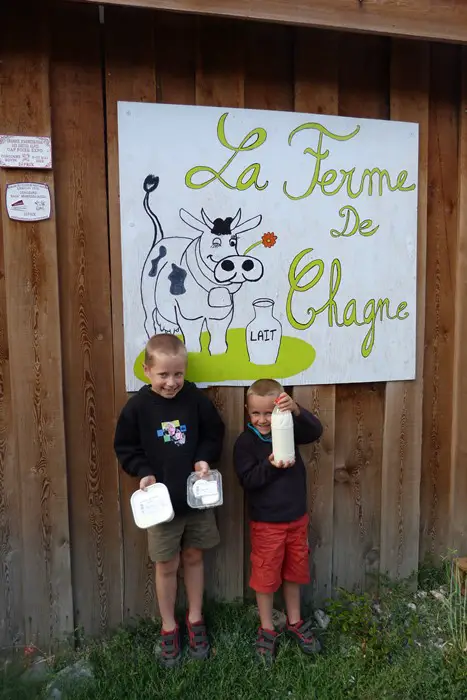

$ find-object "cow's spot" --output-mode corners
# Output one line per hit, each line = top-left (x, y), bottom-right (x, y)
(169, 264), (187, 295)
(221, 259), (235, 272)
(148, 245), (167, 277)
(242, 259), (254, 272)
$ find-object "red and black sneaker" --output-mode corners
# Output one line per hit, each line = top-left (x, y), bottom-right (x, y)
(255, 628), (279, 665)
(160, 625), (182, 668)
(186, 617), (210, 660)
(286, 619), (321, 655)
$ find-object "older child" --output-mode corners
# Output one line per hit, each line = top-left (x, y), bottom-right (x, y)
(234, 379), (322, 663)
(114, 334), (224, 667)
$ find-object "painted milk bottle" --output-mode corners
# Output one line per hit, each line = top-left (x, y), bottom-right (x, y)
(271, 403), (295, 464)
(246, 298), (282, 365)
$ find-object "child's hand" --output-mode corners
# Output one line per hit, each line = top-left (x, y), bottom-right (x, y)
(194, 461), (210, 477)
(268, 453), (295, 469)
(140, 475), (156, 490)
(275, 392), (299, 416)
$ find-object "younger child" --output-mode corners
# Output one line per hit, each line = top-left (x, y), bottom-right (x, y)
(234, 379), (323, 663)
(114, 334), (224, 667)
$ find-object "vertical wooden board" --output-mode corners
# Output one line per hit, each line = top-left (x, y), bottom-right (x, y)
(0, 185), (23, 647)
(154, 9), (196, 612)
(155, 11), (196, 105)
(334, 34), (389, 591)
(196, 15), (245, 601)
(50, 3), (123, 635)
(244, 21), (294, 112)
(420, 43), (459, 561)
(242, 21), (294, 600)
(380, 40), (429, 581)
(449, 48), (467, 556)
(333, 384), (385, 591)
(0, 2), (73, 648)
(293, 28), (338, 607)
(105, 5), (157, 619)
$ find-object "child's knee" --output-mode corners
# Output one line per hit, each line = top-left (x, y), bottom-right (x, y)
(181, 547), (203, 566)
(156, 553), (180, 576)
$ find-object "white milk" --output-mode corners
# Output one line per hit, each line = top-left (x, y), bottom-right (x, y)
(271, 406), (295, 463)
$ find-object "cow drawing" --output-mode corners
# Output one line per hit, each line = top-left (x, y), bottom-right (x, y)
(140, 174), (264, 355)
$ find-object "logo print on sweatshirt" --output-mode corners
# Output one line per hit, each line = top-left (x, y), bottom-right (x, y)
(157, 420), (186, 446)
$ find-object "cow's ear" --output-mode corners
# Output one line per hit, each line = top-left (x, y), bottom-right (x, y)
(234, 214), (262, 235)
(179, 208), (207, 233)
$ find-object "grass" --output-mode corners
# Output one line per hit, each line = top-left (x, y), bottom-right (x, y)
(2, 564), (467, 700)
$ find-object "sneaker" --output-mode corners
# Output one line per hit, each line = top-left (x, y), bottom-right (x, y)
(186, 617), (210, 660)
(286, 619), (321, 655)
(255, 627), (279, 664)
(160, 625), (182, 668)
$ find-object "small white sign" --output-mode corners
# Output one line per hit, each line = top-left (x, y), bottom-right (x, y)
(6, 183), (51, 222)
(0, 135), (52, 169)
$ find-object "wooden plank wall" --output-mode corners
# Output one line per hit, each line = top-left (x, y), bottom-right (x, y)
(0, 0), (466, 649)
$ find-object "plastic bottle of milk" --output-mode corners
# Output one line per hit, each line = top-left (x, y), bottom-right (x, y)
(271, 404), (295, 464)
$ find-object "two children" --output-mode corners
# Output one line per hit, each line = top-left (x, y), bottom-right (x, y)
(114, 334), (322, 667)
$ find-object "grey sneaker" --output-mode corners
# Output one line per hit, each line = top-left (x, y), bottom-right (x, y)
(159, 625), (182, 668)
(255, 628), (279, 665)
(186, 617), (210, 660)
(286, 619), (322, 655)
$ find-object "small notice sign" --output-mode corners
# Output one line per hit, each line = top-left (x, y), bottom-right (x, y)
(0, 135), (52, 169)
(6, 183), (51, 222)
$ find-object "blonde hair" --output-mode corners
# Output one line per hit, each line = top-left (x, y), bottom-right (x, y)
(144, 334), (187, 366)
(247, 378), (284, 398)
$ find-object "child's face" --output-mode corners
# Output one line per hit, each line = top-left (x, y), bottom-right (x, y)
(144, 352), (186, 399)
(247, 393), (278, 435)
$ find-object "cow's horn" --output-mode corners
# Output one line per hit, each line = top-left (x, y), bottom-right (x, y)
(231, 209), (242, 229)
(201, 209), (213, 228)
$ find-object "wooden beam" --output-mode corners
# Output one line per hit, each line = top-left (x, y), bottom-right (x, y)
(0, 2), (73, 649)
(450, 46), (467, 555)
(380, 39), (429, 581)
(68, 0), (467, 44)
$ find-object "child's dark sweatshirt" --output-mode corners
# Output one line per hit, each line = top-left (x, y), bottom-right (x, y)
(114, 382), (224, 514)
(233, 406), (323, 523)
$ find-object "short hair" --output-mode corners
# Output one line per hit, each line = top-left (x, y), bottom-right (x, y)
(144, 334), (187, 366)
(247, 378), (284, 398)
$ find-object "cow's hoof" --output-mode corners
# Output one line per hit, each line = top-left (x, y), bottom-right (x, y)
(208, 344), (228, 356)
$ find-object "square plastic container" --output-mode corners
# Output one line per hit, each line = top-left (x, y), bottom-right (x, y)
(187, 470), (223, 509)
(130, 482), (174, 529)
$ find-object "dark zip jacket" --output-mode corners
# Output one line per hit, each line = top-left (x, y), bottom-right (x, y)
(233, 406), (322, 523)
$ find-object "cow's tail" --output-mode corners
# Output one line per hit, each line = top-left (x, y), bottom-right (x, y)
(143, 174), (165, 245)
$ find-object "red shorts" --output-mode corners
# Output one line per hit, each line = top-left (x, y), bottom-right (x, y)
(249, 514), (310, 593)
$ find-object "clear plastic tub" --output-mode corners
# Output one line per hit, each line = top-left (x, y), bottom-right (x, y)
(187, 470), (223, 509)
(130, 482), (174, 528)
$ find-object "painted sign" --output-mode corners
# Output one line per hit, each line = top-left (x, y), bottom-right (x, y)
(0, 135), (52, 169)
(117, 102), (419, 389)
(6, 183), (51, 221)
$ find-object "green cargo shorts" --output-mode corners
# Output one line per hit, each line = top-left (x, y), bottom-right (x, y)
(147, 508), (220, 562)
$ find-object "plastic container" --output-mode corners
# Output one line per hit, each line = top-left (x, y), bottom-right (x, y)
(130, 482), (174, 529)
(271, 404), (295, 463)
(187, 470), (223, 509)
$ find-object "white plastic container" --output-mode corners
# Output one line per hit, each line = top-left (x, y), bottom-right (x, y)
(130, 483), (174, 529)
(271, 405), (295, 464)
(187, 470), (223, 509)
